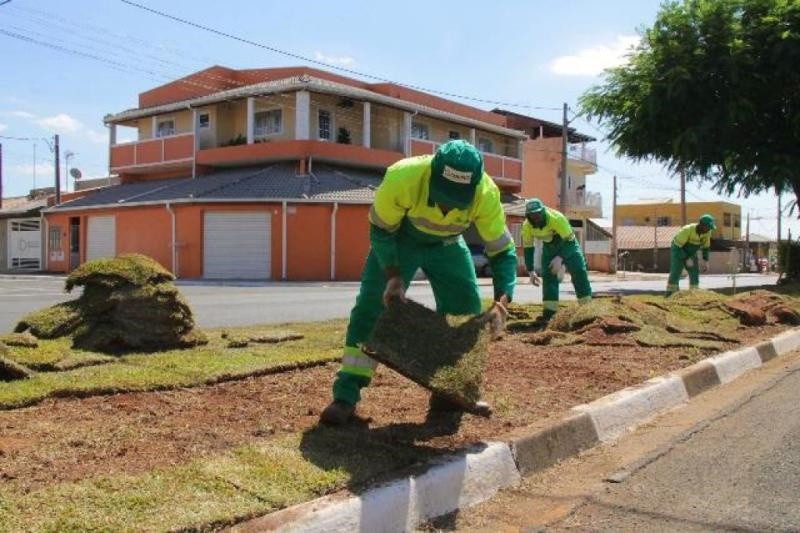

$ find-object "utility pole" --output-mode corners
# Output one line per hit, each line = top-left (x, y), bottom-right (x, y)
(653, 205), (658, 271)
(777, 191), (782, 245)
(680, 167), (687, 225)
(611, 174), (618, 273)
(54, 134), (61, 205)
(743, 211), (750, 271)
(559, 102), (569, 214)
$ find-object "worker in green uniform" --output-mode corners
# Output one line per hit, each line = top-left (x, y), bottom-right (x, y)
(521, 198), (592, 321)
(666, 214), (715, 296)
(320, 140), (517, 426)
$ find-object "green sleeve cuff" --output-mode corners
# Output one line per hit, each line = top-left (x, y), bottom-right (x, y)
(369, 224), (399, 270)
(489, 247), (518, 301)
(702, 249), (710, 261)
(523, 247), (534, 272)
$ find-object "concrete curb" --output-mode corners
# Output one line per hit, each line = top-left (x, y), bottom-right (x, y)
(233, 327), (800, 532)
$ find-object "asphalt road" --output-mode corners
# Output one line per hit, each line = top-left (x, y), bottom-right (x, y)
(0, 272), (778, 332)
(553, 366), (800, 531)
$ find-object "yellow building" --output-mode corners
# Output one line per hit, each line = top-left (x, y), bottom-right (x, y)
(616, 199), (741, 240)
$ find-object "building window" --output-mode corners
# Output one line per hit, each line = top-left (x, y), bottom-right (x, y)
(318, 109), (333, 141)
(254, 109), (283, 137)
(477, 137), (494, 153)
(448, 130), (461, 140)
(155, 119), (176, 138)
(734, 214), (741, 228)
(411, 122), (429, 140)
(723, 213), (732, 227)
(198, 113), (210, 128)
(657, 216), (671, 226)
(49, 227), (61, 250)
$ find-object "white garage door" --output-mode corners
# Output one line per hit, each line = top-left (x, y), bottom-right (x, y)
(8, 218), (42, 270)
(203, 212), (271, 279)
(86, 216), (116, 261)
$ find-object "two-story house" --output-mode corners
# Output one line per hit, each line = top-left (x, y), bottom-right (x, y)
(43, 65), (592, 280)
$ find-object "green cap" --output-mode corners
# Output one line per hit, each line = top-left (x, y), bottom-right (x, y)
(429, 140), (484, 209)
(699, 214), (716, 230)
(525, 198), (546, 215)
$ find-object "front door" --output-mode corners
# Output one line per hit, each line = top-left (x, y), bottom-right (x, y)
(69, 217), (80, 271)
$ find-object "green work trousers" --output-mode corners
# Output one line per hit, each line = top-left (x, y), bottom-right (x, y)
(541, 237), (592, 319)
(666, 243), (700, 296)
(333, 236), (482, 405)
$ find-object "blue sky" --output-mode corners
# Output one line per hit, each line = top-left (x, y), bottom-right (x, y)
(0, 0), (792, 239)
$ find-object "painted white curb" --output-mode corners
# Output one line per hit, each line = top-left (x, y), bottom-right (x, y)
(708, 346), (763, 384)
(771, 329), (800, 355)
(278, 442), (519, 533)
(572, 375), (689, 442)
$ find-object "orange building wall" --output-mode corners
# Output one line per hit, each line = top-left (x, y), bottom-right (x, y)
(521, 137), (560, 206)
(335, 205), (370, 281)
(286, 204), (330, 281)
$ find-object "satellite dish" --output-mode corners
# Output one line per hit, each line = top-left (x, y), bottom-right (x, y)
(70, 168), (82, 180)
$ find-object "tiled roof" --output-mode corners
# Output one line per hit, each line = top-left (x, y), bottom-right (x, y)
(50, 163), (383, 211)
(0, 196), (48, 218)
(616, 225), (682, 250)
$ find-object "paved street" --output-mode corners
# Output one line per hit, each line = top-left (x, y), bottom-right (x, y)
(0, 273), (778, 332)
(443, 350), (800, 532)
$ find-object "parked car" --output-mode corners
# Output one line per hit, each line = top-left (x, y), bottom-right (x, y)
(469, 244), (492, 277)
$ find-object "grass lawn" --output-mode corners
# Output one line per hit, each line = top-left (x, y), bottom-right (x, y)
(0, 320), (346, 410)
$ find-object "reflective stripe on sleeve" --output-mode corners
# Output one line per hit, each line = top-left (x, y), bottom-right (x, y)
(369, 205), (401, 232)
(484, 229), (514, 255)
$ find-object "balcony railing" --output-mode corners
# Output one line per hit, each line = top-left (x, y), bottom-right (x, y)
(567, 143), (597, 168)
(110, 133), (195, 172)
(565, 190), (602, 217)
(409, 138), (522, 187)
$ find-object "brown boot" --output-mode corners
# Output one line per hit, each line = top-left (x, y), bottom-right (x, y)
(319, 400), (356, 426)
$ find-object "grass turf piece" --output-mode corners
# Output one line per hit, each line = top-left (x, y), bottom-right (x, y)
(0, 332), (38, 348)
(14, 301), (83, 339)
(0, 344), (33, 381)
(365, 299), (490, 408)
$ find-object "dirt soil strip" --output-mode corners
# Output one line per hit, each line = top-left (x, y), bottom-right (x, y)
(0, 324), (788, 495)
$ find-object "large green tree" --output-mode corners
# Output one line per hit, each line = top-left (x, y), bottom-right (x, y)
(581, 0), (800, 214)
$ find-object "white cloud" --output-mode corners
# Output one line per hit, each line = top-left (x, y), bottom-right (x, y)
(0, 123), (7, 133)
(11, 110), (35, 119)
(314, 51), (356, 67)
(85, 129), (107, 144)
(12, 162), (55, 177)
(36, 113), (83, 133)
(550, 35), (640, 76)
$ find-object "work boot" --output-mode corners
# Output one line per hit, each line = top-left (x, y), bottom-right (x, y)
(429, 394), (493, 418)
(319, 400), (356, 426)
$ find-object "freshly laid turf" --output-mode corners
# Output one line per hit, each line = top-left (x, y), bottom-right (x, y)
(0, 427), (434, 532)
(0, 321), (345, 409)
(366, 299), (491, 408)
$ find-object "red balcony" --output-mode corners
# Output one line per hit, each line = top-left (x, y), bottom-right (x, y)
(409, 138), (522, 188)
(110, 133), (195, 173)
(196, 140), (404, 169)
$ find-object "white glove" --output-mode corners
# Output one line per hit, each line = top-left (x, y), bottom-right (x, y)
(685, 257), (695, 269)
(529, 272), (541, 286)
(701, 260), (709, 273)
(549, 256), (566, 281)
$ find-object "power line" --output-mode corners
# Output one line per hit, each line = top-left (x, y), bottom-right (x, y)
(119, 0), (561, 111)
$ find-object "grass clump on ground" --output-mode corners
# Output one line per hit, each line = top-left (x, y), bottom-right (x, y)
(366, 299), (490, 408)
(15, 254), (206, 353)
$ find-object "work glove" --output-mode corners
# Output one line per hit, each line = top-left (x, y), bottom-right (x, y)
(701, 260), (709, 273)
(685, 257), (695, 269)
(484, 295), (509, 340)
(549, 256), (566, 282)
(382, 275), (407, 307)
(529, 271), (541, 286)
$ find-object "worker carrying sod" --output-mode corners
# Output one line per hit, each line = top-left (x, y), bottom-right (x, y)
(320, 140), (517, 426)
(666, 214), (716, 296)
(521, 198), (592, 322)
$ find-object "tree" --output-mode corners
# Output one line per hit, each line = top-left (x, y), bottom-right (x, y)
(580, 0), (800, 214)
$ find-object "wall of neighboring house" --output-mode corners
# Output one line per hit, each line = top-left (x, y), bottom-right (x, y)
(520, 136), (560, 207)
(45, 202), (373, 281)
(309, 93), (365, 146)
(616, 202), (742, 240)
